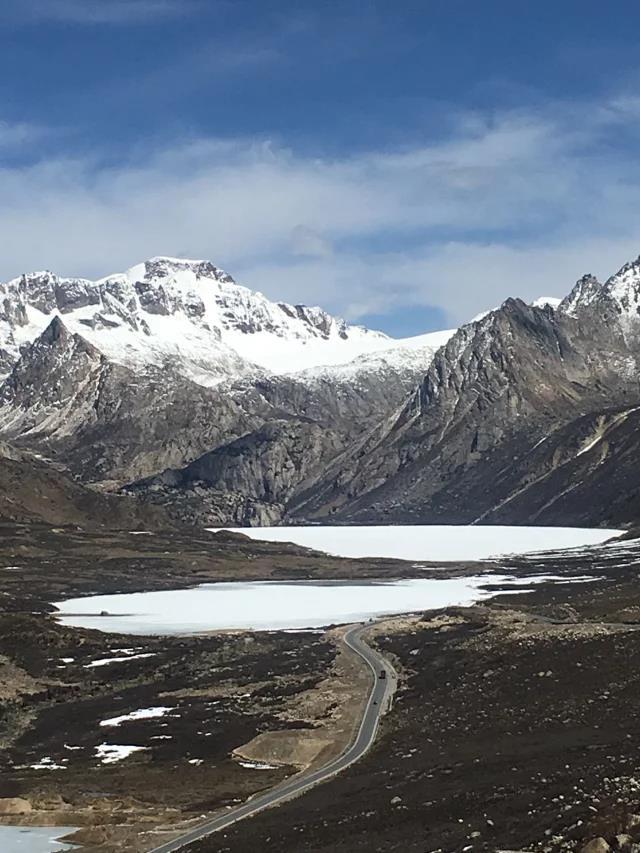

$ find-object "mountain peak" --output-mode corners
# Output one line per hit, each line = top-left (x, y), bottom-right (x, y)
(0, 257), (393, 385)
(531, 296), (562, 310)
(559, 256), (640, 320)
(607, 254), (640, 281)
(559, 273), (603, 316)
(40, 314), (69, 344)
(126, 256), (236, 287)
(603, 255), (640, 315)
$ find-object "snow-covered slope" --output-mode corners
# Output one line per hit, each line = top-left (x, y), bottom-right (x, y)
(297, 328), (456, 386)
(531, 296), (562, 309)
(0, 257), (400, 386)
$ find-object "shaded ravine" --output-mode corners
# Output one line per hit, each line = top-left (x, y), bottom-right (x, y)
(146, 623), (397, 853)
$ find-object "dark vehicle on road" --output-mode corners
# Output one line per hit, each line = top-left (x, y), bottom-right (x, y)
(379, 669), (386, 680)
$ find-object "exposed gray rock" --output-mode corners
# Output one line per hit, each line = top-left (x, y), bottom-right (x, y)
(0, 297), (27, 327)
(579, 839), (611, 853)
(289, 275), (640, 526)
(54, 278), (99, 312)
(16, 271), (58, 314)
(0, 317), (261, 485)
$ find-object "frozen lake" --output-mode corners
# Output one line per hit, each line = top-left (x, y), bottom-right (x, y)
(56, 574), (590, 634)
(0, 826), (78, 851)
(55, 525), (617, 634)
(209, 525), (620, 562)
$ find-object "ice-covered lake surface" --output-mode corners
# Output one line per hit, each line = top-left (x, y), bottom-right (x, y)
(55, 526), (619, 634)
(0, 826), (79, 851)
(211, 525), (620, 562)
(56, 574), (593, 634)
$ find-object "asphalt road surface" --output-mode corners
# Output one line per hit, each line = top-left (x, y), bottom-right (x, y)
(147, 623), (397, 853)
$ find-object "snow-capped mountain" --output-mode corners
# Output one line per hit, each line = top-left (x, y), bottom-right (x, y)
(8, 251), (640, 530)
(0, 254), (561, 392)
(0, 254), (463, 495)
(560, 258), (640, 327)
(470, 295), (561, 324)
(0, 256), (401, 386)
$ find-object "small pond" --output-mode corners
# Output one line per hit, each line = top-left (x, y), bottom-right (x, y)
(0, 826), (79, 851)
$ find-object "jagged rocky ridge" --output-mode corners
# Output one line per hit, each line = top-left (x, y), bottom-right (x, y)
(0, 258), (452, 524)
(0, 256), (433, 384)
(4, 254), (640, 527)
(290, 260), (640, 525)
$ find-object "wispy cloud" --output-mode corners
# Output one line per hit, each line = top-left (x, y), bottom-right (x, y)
(1, 92), (640, 328)
(0, 0), (199, 26)
(0, 120), (44, 149)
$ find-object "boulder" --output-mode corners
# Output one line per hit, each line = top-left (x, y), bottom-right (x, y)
(580, 840), (611, 853)
(0, 797), (32, 815)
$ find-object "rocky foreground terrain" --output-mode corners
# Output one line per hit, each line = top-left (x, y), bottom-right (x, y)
(0, 525), (401, 851)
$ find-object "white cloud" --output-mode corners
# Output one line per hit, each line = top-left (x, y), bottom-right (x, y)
(1, 95), (640, 329)
(236, 238), (640, 328)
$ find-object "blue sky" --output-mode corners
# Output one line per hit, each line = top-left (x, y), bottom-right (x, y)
(2, 0), (640, 332)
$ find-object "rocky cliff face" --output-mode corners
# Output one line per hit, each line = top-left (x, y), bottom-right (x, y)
(128, 418), (346, 526)
(0, 440), (170, 528)
(290, 261), (640, 526)
(0, 316), (266, 484)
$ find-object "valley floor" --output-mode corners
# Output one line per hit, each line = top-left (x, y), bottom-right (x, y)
(188, 541), (640, 853)
(1, 525), (640, 851)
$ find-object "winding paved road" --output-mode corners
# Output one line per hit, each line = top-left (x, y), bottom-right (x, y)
(147, 623), (397, 853)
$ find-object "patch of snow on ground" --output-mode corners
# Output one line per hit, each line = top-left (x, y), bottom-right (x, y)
(100, 707), (174, 728)
(85, 653), (155, 668)
(30, 757), (67, 771)
(482, 574), (600, 586)
(95, 744), (148, 764)
(236, 760), (280, 770)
